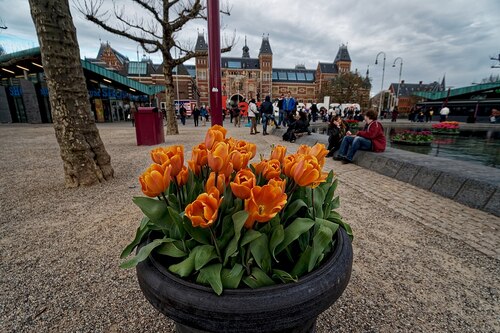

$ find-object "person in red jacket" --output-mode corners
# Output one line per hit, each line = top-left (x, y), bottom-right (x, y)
(334, 109), (386, 163)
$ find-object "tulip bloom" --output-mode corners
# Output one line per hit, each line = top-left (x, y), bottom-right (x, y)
(230, 169), (256, 199)
(188, 159), (201, 176)
(262, 159), (282, 180)
(309, 143), (329, 167)
(296, 145), (311, 155)
(206, 171), (226, 194)
(139, 164), (172, 197)
(283, 154), (298, 178)
(235, 140), (257, 159)
(291, 155), (326, 187)
(176, 166), (189, 187)
(252, 160), (267, 175)
(207, 142), (230, 173)
(185, 188), (222, 228)
(230, 150), (251, 171)
(151, 145), (184, 177)
(244, 184), (287, 229)
(267, 178), (286, 194)
(205, 126), (227, 150)
(191, 143), (208, 167)
(270, 145), (287, 164)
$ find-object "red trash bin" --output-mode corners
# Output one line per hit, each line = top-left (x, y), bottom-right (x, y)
(135, 107), (165, 145)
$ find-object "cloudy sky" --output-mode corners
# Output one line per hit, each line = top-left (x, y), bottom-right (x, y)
(1, 0), (499, 96)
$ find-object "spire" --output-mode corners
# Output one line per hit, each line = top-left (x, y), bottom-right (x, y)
(259, 34), (273, 56)
(195, 32), (208, 52)
(366, 65), (370, 78)
(334, 44), (351, 63)
(441, 74), (446, 91)
(242, 35), (250, 58)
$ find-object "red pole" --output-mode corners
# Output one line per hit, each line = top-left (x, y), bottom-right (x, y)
(207, 0), (222, 126)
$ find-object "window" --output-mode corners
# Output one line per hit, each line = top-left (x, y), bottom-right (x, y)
(197, 70), (207, 80)
(278, 72), (287, 80)
(228, 61), (241, 69)
(272, 72), (278, 80)
(287, 72), (297, 81)
(296, 72), (306, 80)
(305, 72), (314, 81)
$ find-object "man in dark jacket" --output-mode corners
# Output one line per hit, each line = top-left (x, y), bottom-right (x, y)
(335, 109), (386, 163)
(260, 95), (280, 135)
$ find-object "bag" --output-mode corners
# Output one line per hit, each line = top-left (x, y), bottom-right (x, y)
(282, 130), (296, 142)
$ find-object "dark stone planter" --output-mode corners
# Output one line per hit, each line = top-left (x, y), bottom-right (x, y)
(391, 139), (432, 146)
(136, 228), (353, 333)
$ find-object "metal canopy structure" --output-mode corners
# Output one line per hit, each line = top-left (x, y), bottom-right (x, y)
(0, 47), (165, 96)
(414, 82), (500, 100)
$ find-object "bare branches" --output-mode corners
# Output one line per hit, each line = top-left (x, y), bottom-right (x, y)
(114, 3), (162, 40)
(170, 0), (204, 32)
(131, 0), (163, 24)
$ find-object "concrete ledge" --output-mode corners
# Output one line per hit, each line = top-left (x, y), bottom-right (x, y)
(271, 128), (500, 217)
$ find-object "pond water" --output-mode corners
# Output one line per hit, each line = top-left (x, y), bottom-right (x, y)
(313, 126), (500, 169)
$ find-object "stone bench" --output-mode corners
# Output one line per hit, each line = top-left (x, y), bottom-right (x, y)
(271, 128), (500, 217)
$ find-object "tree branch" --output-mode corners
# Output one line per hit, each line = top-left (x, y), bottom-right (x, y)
(113, 5), (162, 40)
(170, 0), (204, 32)
(130, 0), (163, 25)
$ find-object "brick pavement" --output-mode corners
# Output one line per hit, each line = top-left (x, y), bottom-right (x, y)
(237, 125), (500, 260)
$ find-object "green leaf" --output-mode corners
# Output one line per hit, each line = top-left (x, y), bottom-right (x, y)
(269, 225), (284, 261)
(308, 226), (333, 272)
(223, 211), (249, 264)
(119, 238), (167, 269)
(139, 216), (150, 230)
(167, 207), (185, 239)
(218, 215), (236, 249)
(290, 246), (313, 277)
(281, 199), (307, 223)
(169, 251), (196, 277)
(314, 218), (340, 235)
(221, 264), (244, 289)
(272, 269), (298, 283)
(197, 263), (223, 295)
(193, 245), (218, 270)
(337, 219), (354, 240)
(120, 223), (150, 259)
(275, 218), (315, 255)
(132, 197), (169, 228)
(156, 240), (187, 258)
(330, 196), (340, 210)
(182, 215), (211, 245)
(242, 267), (275, 289)
(240, 229), (262, 247)
(313, 186), (326, 219)
(249, 234), (271, 273)
(324, 178), (338, 205)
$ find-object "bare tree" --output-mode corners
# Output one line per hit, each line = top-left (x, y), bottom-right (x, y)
(320, 72), (371, 109)
(77, 0), (235, 135)
(29, 0), (114, 187)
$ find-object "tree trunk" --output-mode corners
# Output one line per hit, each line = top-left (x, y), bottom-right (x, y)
(29, 0), (114, 187)
(163, 63), (179, 135)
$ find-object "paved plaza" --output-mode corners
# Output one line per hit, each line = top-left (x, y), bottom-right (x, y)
(0, 121), (499, 332)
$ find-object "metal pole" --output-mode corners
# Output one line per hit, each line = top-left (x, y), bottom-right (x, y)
(207, 0), (222, 126)
(392, 57), (403, 107)
(175, 49), (180, 116)
(375, 51), (386, 117)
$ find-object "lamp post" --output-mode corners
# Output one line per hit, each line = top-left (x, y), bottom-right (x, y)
(375, 51), (386, 117)
(392, 57), (403, 107)
(174, 49), (182, 115)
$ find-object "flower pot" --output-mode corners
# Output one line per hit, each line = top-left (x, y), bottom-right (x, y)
(136, 228), (353, 333)
(391, 139), (432, 146)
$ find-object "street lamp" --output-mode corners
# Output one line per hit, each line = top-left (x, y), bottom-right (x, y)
(392, 57), (403, 107)
(375, 51), (386, 116)
(174, 49), (183, 114)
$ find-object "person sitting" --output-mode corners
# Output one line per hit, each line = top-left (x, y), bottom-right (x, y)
(294, 111), (311, 136)
(326, 115), (349, 158)
(334, 109), (386, 163)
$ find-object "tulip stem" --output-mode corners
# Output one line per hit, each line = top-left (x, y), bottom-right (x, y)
(214, 171), (219, 190)
(311, 188), (316, 220)
(161, 193), (169, 206)
(209, 226), (222, 262)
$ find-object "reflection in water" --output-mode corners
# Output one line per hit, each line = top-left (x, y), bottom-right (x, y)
(384, 128), (500, 169)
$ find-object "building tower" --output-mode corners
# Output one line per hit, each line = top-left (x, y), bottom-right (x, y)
(194, 32), (209, 106)
(258, 35), (273, 100)
(334, 44), (351, 74)
(242, 36), (250, 58)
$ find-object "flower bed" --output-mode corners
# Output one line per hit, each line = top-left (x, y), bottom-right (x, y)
(345, 119), (360, 130)
(391, 130), (433, 145)
(121, 125), (352, 295)
(432, 121), (460, 135)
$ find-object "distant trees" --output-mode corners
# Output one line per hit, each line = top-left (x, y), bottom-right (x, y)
(77, 0), (234, 135)
(320, 72), (371, 109)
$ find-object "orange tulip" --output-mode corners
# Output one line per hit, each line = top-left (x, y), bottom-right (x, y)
(252, 160), (267, 175)
(230, 150), (251, 171)
(234, 140), (257, 159)
(230, 169), (256, 199)
(206, 171), (226, 194)
(267, 178), (286, 193)
(296, 145), (311, 155)
(262, 159), (282, 180)
(205, 126), (226, 150)
(283, 154), (298, 178)
(309, 143), (329, 167)
(244, 184), (287, 229)
(176, 166), (189, 187)
(139, 164), (172, 197)
(151, 146), (184, 177)
(207, 141), (230, 173)
(290, 155), (326, 187)
(192, 143), (208, 167)
(270, 145), (287, 164)
(185, 188), (222, 229)
(187, 159), (201, 176)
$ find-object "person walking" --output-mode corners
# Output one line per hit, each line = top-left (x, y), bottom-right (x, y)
(277, 94), (285, 126)
(335, 109), (386, 163)
(248, 99), (259, 135)
(193, 107), (200, 127)
(439, 106), (449, 122)
(391, 106), (399, 122)
(200, 105), (208, 126)
(282, 91), (296, 127)
(179, 104), (187, 125)
(232, 105), (241, 127)
(260, 95), (274, 135)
